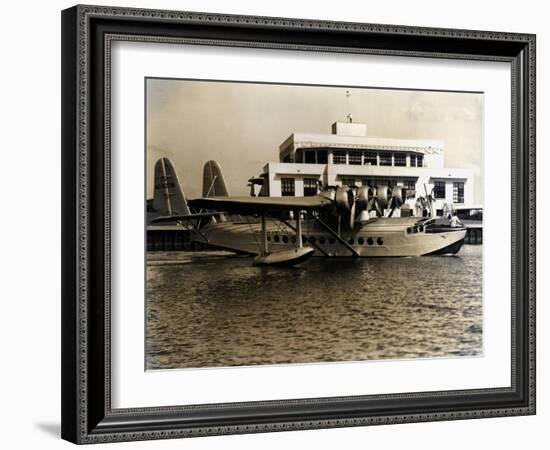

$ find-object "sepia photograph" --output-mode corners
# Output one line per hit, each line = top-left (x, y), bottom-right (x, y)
(145, 78), (484, 371)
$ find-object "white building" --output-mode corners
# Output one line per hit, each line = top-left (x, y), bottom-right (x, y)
(260, 121), (474, 215)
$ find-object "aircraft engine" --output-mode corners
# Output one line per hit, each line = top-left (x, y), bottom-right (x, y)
(391, 186), (403, 208)
(355, 186), (372, 212)
(376, 185), (391, 210)
(335, 186), (352, 213)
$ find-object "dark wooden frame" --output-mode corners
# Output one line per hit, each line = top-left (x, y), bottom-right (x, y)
(61, 4), (536, 444)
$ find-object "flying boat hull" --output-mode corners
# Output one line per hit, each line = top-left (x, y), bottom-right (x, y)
(196, 218), (466, 258)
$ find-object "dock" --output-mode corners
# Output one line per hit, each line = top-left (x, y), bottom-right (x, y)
(147, 225), (194, 251)
(463, 221), (483, 245)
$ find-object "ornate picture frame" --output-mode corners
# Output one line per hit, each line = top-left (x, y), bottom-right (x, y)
(61, 5), (535, 444)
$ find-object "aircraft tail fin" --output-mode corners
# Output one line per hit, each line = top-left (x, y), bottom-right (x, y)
(203, 160), (229, 197)
(153, 157), (191, 216)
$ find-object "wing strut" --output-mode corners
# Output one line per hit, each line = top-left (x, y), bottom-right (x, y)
(261, 214), (268, 255)
(296, 210), (303, 248)
(280, 217), (329, 256)
(314, 216), (359, 257)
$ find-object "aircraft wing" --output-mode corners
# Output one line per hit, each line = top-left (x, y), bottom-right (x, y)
(188, 195), (333, 215)
(151, 211), (226, 224)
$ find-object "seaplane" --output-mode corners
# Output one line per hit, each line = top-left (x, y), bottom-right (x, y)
(151, 158), (467, 267)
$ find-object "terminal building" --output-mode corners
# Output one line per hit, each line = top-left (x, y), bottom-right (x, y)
(259, 121), (474, 216)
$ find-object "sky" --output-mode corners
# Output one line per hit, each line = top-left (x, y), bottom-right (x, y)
(146, 78), (483, 203)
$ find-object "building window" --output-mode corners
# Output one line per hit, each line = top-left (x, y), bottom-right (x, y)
(348, 151), (362, 165)
(373, 179), (389, 188)
(433, 181), (446, 199)
(417, 154), (424, 167)
(341, 177), (355, 187)
(453, 181), (464, 204)
(304, 151), (316, 164)
(282, 154), (291, 163)
(403, 180), (416, 191)
(379, 152), (392, 166)
(295, 150), (303, 163)
(410, 153), (416, 167)
(403, 180), (416, 198)
(304, 178), (318, 196)
(317, 150), (328, 164)
(333, 150), (346, 164)
(281, 178), (295, 196)
(364, 151), (377, 166)
(394, 152), (406, 166)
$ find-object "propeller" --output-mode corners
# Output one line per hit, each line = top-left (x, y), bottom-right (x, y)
(332, 183), (407, 229)
(349, 200), (356, 229)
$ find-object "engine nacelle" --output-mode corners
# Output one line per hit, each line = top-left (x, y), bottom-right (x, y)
(335, 186), (352, 213)
(376, 185), (391, 209)
(391, 186), (403, 207)
(356, 186), (373, 211)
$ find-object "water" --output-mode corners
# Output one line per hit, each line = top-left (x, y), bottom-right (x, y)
(146, 246), (482, 370)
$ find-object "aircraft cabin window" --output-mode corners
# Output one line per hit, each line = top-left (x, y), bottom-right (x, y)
(348, 238), (354, 245)
(282, 235), (289, 243)
(319, 236), (326, 244)
(358, 237), (364, 245)
(377, 237), (384, 245)
(274, 235), (280, 243)
(367, 237), (374, 245)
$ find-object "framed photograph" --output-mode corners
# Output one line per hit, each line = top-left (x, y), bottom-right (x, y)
(61, 5), (536, 444)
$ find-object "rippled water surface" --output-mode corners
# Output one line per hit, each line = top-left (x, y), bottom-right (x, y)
(146, 246), (482, 370)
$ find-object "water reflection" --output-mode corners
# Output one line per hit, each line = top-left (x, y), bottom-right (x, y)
(146, 246), (482, 369)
